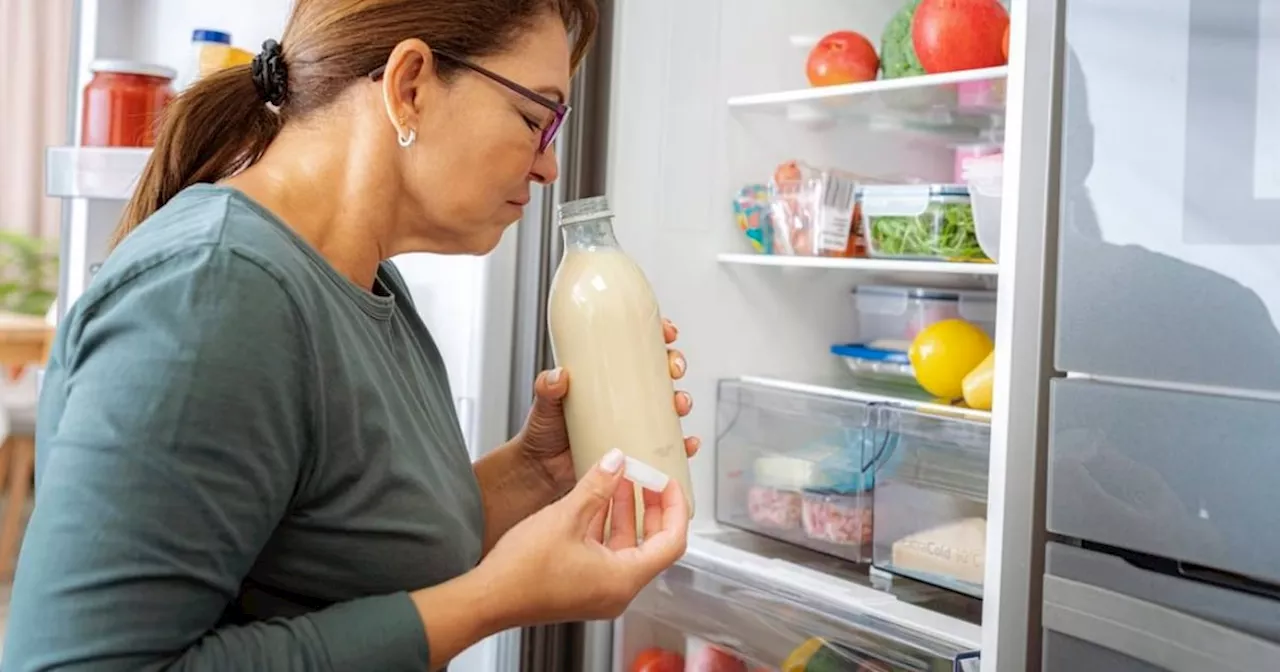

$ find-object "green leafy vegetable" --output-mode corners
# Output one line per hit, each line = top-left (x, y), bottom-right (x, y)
(881, 0), (926, 79)
(868, 202), (987, 260)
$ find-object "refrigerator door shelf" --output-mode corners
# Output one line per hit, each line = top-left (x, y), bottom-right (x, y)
(46, 146), (150, 200)
(624, 530), (980, 671)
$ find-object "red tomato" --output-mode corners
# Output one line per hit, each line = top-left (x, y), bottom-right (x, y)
(632, 648), (684, 672)
(911, 0), (1010, 74)
(686, 645), (748, 672)
(805, 31), (879, 87)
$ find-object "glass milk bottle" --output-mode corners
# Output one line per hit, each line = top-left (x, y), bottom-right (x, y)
(547, 196), (695, 518)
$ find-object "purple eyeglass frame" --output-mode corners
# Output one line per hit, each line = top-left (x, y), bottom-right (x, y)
(369, 51), (570, 153)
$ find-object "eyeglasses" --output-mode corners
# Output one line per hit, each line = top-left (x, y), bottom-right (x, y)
(369, 51), (570, 153)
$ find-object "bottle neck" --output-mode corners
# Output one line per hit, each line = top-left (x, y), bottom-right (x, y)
(560, 216), (620, 251)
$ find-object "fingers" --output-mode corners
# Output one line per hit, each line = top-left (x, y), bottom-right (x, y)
(674, 391), (692, 416)
(606, 480), (638, 550)
(627, 480), (690, 574)
(568, 449), (627, 527)
(684, 436), (701, 457)
(662, 318), (678, 345)
(667, 349), (687, 380)
(534, 367), (569, 400)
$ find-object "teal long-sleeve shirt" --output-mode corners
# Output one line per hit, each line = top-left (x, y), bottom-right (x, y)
(4, 185), (484, 671)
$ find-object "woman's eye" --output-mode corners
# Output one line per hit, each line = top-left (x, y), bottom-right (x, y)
(521, 114), (541, 131)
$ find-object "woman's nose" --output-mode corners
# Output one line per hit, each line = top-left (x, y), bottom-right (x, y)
(530, 144), (559, 185)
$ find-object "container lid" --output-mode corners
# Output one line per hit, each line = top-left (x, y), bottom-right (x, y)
(192, 29), (232, 44)
(89, 59), (177, 81)
(860, 184), (970, 217)
(558, 196), (612, 226)
(855, 285), (963, 303)
(830, 343), (911, 363)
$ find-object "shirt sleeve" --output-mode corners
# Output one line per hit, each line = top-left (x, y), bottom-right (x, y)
(3, 246), (431, 672)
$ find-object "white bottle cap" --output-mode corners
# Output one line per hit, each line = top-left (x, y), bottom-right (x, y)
(622, 456), (670, 493)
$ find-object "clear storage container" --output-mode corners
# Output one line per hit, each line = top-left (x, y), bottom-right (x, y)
(830, 343), (916, 384)
(853, 285), (998, 351)
(963, 153), (1004, 262)
(861, 184), (988, 262)
(871, 405), (991, 598)
(715, 379), (883, 563)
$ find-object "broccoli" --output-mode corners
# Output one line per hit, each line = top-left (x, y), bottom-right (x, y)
(881, 0), (926, 79)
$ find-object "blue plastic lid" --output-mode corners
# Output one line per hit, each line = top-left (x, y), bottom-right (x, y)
(192, 29), (232, 44)
(830, 343), (911, 363)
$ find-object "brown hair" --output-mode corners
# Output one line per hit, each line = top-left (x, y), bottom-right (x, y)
(112, 0), (598, 248)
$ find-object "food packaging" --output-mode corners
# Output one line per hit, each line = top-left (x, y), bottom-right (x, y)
(768, 161), (865, 257)
(81, 60), (177, 147)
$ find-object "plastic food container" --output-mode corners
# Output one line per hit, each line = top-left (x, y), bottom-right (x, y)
(801, 491), (873, 546)
(81, 60), (176, 147)
(830, 343), (915, 382)
(963, 153), (1004, 262)
(861, 184), (987, 262)
(853, 285), (998, 350)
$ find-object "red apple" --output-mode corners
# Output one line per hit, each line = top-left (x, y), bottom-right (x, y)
(806, 31), (879, 87)
(911, 0), (1010, 74)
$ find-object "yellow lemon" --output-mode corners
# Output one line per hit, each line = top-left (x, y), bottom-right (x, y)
(908, 319), (994, 400)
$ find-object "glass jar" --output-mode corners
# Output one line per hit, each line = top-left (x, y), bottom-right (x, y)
(80, 60), (177, 147)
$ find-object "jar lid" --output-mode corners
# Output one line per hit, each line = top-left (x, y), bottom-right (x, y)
(192, 29), (232, 44)
(89, 59), (177, 81)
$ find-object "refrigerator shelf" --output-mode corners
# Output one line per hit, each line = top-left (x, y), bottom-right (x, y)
(728, 67), (1008, 144)
(625, 529), (980, 671)
(737, 375), (993, 424)
(717, 253), (998, 290)
(45, 146), (151, 201)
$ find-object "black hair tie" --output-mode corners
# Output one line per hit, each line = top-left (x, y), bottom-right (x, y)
(251, 39), (289, 106)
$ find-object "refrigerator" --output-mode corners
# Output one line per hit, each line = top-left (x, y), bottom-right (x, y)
(1040, 0), (1280, 670)
(46, 0), (1280, 671)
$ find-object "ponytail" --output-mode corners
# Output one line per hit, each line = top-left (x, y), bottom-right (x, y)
(111, 65), (282, 248)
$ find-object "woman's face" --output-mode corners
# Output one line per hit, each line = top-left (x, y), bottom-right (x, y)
(380, 14), (571, 255)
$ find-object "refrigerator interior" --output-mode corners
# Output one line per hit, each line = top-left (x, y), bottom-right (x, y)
(600, 0), (1038, 669)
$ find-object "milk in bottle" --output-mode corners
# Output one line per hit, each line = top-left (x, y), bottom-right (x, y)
(547, 196), (695, 517)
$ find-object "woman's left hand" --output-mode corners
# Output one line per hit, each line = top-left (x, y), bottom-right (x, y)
(519, 318), (697, 491)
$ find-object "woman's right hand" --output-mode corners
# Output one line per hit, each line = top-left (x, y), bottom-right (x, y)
(478, 448), (690, 625)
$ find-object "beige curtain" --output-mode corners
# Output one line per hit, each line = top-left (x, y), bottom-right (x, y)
(0, 0), (74, 240)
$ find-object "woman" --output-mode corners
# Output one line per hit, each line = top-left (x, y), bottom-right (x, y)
(4, 1), (696, 670)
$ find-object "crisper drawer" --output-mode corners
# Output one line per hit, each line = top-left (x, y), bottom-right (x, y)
(629, 535), (980, 672)
(1046, 378), (1280, 584)
(1042, 543), (1280, 672)
(715, 379), (878, 564)
(872, 406), (990, 598)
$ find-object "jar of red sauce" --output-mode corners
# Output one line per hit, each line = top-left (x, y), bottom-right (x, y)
(80, 60), (177, 147)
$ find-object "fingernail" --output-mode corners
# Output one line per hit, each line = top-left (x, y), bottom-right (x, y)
(673, 356), (686, 375)
(690, 437), (701, 451)
(681, 392), (693, 410)
(600, 448), (625, 473)
(547, 368), (562, 384)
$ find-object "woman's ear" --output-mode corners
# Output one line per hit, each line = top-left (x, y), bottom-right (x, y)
(380, 38), (436, 137)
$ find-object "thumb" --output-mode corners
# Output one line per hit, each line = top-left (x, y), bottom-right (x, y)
(534, 367), (569, 402)
(565, 448), (627, 526)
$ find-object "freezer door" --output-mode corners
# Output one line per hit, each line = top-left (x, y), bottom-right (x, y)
(1042, 543), (1280, 672)
(1053, 0), (1280, 391)
(1046, 378), (1280, 584)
